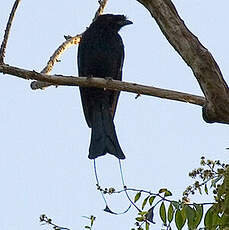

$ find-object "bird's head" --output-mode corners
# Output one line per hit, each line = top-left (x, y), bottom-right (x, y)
(94, 14), (133, 32)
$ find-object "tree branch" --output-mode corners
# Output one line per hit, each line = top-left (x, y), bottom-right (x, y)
(0, 0), (21, 63)
(2, 0), (229, 124)
(137, 0), (229, 124)
(93, 0), (109, 21)
(41, 36), (81, 75)
(30, 0), (109, 90)
(0, 63), (205, 107)
(30, 35), (82, 90)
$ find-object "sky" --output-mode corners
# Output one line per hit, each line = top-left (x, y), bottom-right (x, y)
(0, 0), (229, 229)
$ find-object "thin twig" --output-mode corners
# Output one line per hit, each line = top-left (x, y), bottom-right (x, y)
(31, 35), (81, 89)
(113, 187), (214, 206)
(40, 214), (70, 230)
(30, 34), (82, 90)
(93, 0), (108, 21)
(41, 36), (81, 75)
(0, 63), (206, 107)
(0, 0), (21, 63)
(30, 0), (108, 90)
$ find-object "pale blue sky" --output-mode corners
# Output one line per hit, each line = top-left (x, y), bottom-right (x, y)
(0, 0), (228, 229)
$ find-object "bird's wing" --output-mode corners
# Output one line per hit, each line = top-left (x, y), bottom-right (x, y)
(77, 31), (124, 125)
(110, 37), (124, 118)
(77, 41), (93, 127)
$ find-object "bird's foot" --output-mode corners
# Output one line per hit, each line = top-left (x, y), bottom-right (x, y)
(105, 77), (112, 81)
(86, 74), (94, 79)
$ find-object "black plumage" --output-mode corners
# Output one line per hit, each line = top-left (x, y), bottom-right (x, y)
(77, 14), (132, 159)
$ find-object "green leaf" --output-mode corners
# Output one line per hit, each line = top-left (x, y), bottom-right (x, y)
(172, 201), (180, 210)
(90, 215), (95, 226)
(134, 192), (141, 203)
(159, 188), (168, 194)
(149, 196), (156, 206)
(168, 203), (174, 223)
(184, 205), (195, 229)
(145, 221), (150, 230)
(211, 179), (216, 188)
(204, 206), (213, 229)
(204, 206), (220, 228)
(136, 217), (144, 222)
(197, 186), (202, 195)
(164, 190), (172, 197)
(204, 184), (208, 195)
(175, 209), (186, 230)
(138, 211), (148, 216)
(193, 204), (203, 228)
(212, 213), (220, 228)
(142, 196), (150, 210)
(158, 188), (172, 197)
(84, 226), (91, 229)
(159, 202), (167, 225)
(221, 213), (229, 228)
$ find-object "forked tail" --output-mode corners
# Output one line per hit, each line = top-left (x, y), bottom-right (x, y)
(88, 103), (125, 159)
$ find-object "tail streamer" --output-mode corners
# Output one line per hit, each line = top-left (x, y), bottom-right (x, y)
(118, 159), (141, 212)
(93, 159), (131, 215)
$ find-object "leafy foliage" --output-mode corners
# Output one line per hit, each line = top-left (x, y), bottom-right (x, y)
(130, 157), (229, 230)
(40, 158), (229, 230)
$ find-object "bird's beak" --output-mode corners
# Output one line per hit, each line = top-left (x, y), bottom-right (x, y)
(123, 19), (133, 26)
(119, 19), (133, 27)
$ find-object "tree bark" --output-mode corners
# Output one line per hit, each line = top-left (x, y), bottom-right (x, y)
(0, 63), (205, 106)
(137, 0), (229, 124)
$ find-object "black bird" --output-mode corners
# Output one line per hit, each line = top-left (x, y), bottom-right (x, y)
(77, 14), (132, 159)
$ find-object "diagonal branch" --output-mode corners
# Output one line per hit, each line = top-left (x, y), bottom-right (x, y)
(40, 36), (81, 75)
(0, 63), (206, 107)
(30, 0), (109, 90)
(93, 0), (109, 21)
(137, 0), (229, 124)
(0, 0), (21, 63)
(30, 35), (82, 90)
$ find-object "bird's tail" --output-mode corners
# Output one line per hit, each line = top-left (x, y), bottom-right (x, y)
(88, 102), (125, 160)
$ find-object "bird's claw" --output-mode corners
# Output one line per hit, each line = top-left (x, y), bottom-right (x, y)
(87, 75), (94, 79)
(105, 77), (112, 81)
